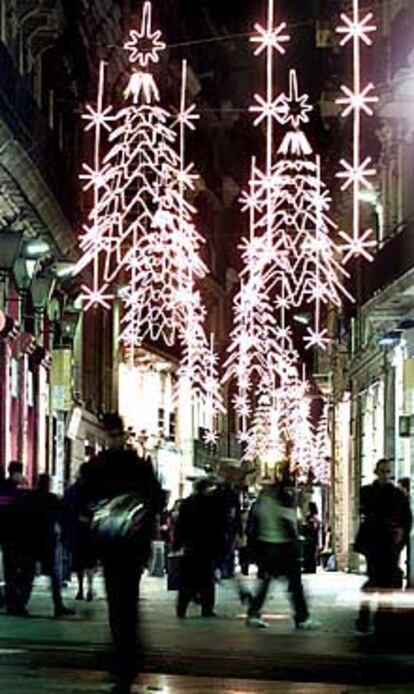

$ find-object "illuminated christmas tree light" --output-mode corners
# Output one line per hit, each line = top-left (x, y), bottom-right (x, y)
(311, 404), (331, 485)
(75, 2), (223, 438)
(336, 0), (378, 261)
(225, 0), (352, 462)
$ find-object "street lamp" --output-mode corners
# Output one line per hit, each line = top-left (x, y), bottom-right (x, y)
(31, 274), (56, 338)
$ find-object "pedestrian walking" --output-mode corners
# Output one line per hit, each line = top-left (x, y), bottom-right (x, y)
(18, 474), (75, 618)
(213, 481), (242, 579)
(242, 477), (318, 630)
(302, 501), (321, 574)
(63, 462), (98, 601)
(236, 498), (251, 576)
(354, 458), (412, 633)
(80, 413), (165, 694)
(173, 477), (224, 618)
(0, 461), (30, 616)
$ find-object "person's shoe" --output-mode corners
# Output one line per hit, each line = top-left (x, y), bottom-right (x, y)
(75, 591), (84, 601)
(201, 611), (217, 618)
(54, 605), (76, 618)
(296, 618), (320, 630)
(246, 616), (269, 629)
(86, 590), (94, 602)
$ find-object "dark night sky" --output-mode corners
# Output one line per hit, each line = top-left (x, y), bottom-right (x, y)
(161, 0), (322, 106)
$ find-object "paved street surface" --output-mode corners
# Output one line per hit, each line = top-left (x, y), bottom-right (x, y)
(0, 669), (414, 694)
(0, 571), (413, 692)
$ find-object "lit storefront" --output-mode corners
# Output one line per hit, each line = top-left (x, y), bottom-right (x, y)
(118, 349), (216, 504)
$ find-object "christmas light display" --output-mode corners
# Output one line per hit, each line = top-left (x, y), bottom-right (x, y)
(311, 404), (331, 485)
(75, 2), (224, 440)
(336, 0), (378, 261)
(224, 0), (352, 462)
(201, 334), (226, 444)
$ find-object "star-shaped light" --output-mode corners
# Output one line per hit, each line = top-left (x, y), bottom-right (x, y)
(275, 295), (291, 311)
(237, 430), (252, 445)
(250, 93), (289, 127)
(82, 103), (113, 132)
(176, 163), (198, 190)
(339, 229), (376, 262)
(124, 2), (166, 67)
(173, 104), (200, 131)
(307, 283), (332, 304)
(240, 188), (263, 214)
(336, 11), (377, 47)
(303, 328), (330, 350)
(204, 430), (219, 445)
(276, 326), (292, 342)
(337, 157), (376, 191)
(79, 163), (111, 191)
(80, 285), (113, 311)
(233, 394), (251, 418)
(251, 20), (290, 56)
(336, 83), (378, 118)
(279, 70), (313, 129)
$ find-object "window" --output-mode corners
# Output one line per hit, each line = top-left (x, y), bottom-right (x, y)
(158, 407), (165, 437)
(169, 412), (176, 442)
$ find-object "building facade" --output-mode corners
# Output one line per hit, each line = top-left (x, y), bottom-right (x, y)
(342, 0), (414, 577)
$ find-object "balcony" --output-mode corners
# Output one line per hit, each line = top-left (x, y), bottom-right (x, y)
(360, 221), (414, 311)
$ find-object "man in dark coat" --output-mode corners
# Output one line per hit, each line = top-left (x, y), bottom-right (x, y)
(0, 461), (28, 615)
(355, 458), (412, 632)
(173, 477), (223, 618)
(81, 413), (165, 694)
(19, 474), (75, 617)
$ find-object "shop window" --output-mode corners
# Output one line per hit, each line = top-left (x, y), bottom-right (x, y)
(158, 407), (165, 437)
(169, 412), (176, 442)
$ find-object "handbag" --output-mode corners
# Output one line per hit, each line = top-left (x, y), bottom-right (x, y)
(353, 519), (374, 555)
(90, 492), (153, 545)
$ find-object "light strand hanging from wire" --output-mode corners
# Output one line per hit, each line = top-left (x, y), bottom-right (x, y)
(336, 0), (378, 262)
(74, 1), (224, 441)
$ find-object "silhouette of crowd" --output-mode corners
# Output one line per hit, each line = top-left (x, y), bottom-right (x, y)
(0, 444), (411, 694)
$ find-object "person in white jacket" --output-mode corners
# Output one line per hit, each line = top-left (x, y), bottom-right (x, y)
(244, 477), (318, 630)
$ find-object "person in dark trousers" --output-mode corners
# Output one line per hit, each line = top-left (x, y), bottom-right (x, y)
(213, 481), (242, 579)
(80, 413), (165, 694)
(243, 477), (318, 630)
(236, 499), (252, 576)
(63, 462), (98, 601)
(302, 501), (321, 574)
(355, 458), (412, 632)
(0, 461), (29, 615)
(173, 477), (224, 618)
(18, 474), (75, 617)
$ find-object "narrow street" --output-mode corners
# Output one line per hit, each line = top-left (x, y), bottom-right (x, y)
(0, 572), (413, 692)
